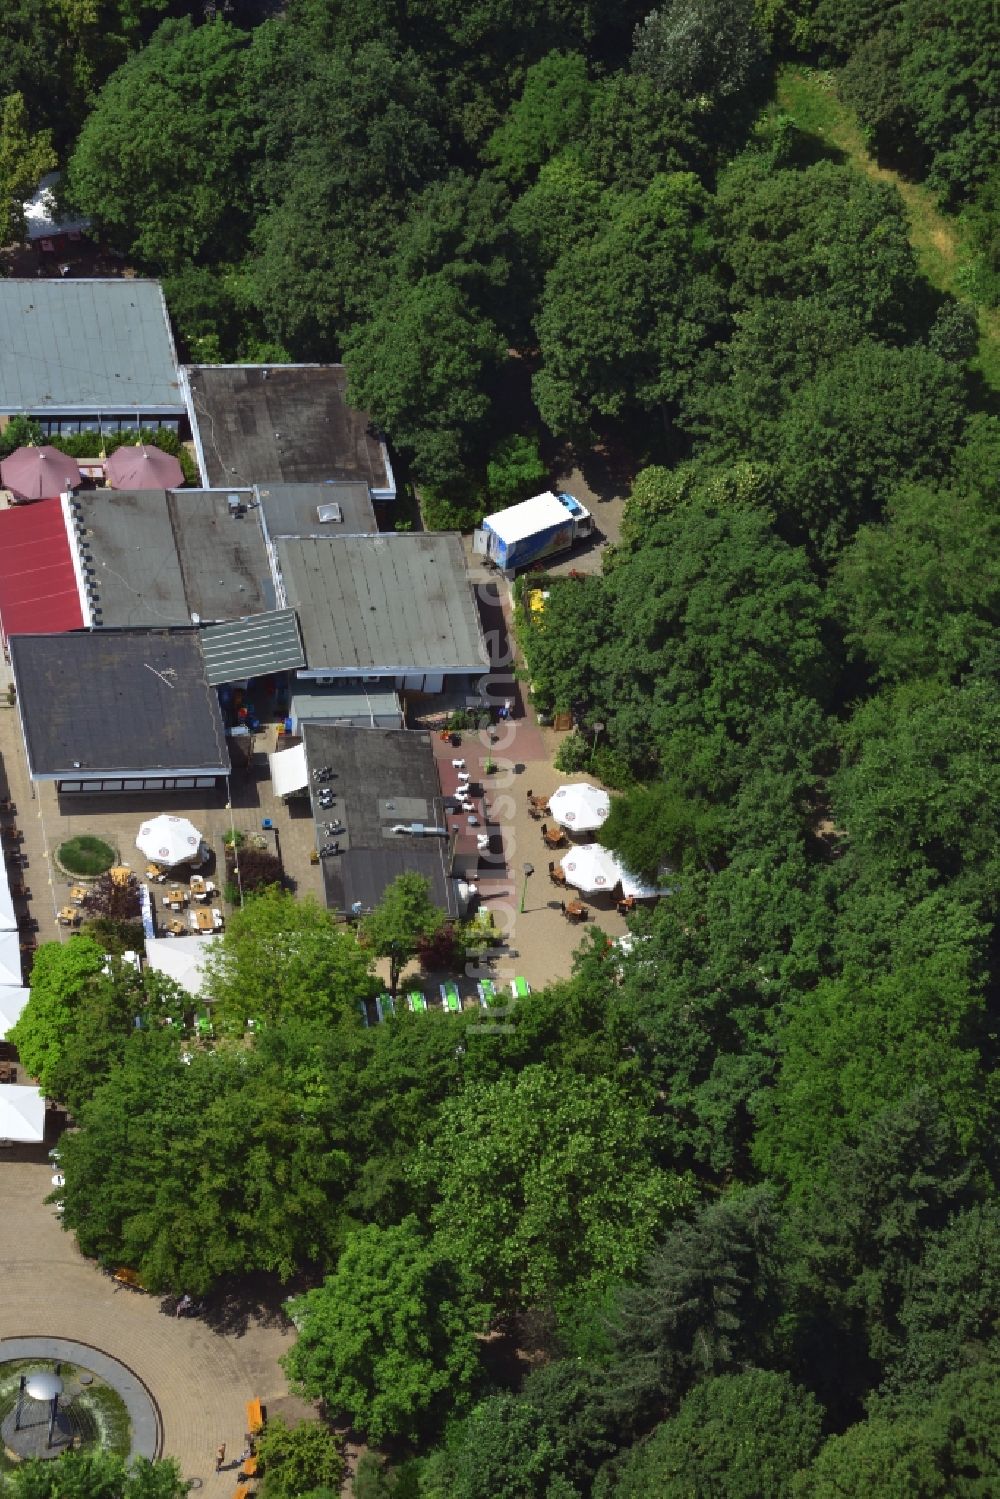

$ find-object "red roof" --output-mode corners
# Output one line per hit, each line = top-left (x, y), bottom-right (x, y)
(0, 499), (83, 640)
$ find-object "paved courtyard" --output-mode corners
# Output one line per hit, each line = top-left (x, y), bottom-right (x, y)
(0, 1159), (311, 1492)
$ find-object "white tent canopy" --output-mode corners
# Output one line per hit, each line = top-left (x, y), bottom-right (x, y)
(0, 861), (16, 932)
(136, 815), (206, 868)
(0, 930), (22, 987)
(560, 844), (620, 893)
(0, 987), (29, 1039)
(548, 783), (611, 832)
(144, 935), (218, 997)
(0, 1083), (45, 1142)
(269, 742), (309, 799)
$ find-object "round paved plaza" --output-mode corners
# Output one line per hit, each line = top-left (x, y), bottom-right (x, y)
(0, 1161), (312, 1493)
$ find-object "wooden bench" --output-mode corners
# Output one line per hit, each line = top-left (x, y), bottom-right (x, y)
(234, 1487), (254, 1499)
(246, 1397), (265, 1434)
(239, 1455), (259, 1478)
(112, 1266), (149, 1291)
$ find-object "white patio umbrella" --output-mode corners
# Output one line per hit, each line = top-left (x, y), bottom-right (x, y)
(560, 843), (621, 894)
(548, 782), (611, 832)
(136, 814), (206, 868)
(0, 1083), (45, 1142)
(0, 986), (30, 1039)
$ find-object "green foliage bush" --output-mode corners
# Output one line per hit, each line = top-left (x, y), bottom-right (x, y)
(57, 835), (116, 876)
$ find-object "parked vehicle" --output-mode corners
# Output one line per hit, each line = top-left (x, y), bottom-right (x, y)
(474, 490), (593, 573)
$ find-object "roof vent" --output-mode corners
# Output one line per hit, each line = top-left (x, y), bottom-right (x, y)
(227, 494), (244, 517)
(316, 503), (343, 524)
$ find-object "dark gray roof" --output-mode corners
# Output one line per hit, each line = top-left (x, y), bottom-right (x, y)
(72, 488), (272, 626)
(200, 610), (304, 686)
(302, 724), (457, 916)
(10, 629), (229, 777)
(184, 366), (393, 493)
(0, 280), (182, 414)
(275, 533), (488, 673)
(256, 482), (377, 538)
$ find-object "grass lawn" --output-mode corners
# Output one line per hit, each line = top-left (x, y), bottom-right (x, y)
(776, 65), (1000, 394)
(57, 835), (116, 877)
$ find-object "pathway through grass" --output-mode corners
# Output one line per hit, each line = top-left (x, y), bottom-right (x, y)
(777, 66), (999, 393)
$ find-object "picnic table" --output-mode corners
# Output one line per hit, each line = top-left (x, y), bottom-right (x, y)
(57, 906), (80, 927)
(190, 906), (222, 932)
(565, 900), (588, 922)
(69, 884), (88, 905)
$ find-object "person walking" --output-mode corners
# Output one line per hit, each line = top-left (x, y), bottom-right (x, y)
(215, 1442), (226, 1472)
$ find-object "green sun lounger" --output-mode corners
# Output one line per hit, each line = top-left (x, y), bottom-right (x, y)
(477, 979), (497, 1008)
(440, 981), (461, 1012)
(407, 990), (428, 1014)
(510, 976), (531, 999)
(195, 1010), (213, 1038)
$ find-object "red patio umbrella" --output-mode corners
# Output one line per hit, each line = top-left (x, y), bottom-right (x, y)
(0, 446), (82, 502)
(105, 443), (184, 491)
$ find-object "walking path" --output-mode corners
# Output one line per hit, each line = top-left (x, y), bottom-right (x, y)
(0, 1160), (311, 1491)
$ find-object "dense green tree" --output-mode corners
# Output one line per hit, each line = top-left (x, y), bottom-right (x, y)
(794, 1417), (949, 1498)
(611, 1370), (822, 1498)
(578, 73), (709, 191)
(1, 1449), (186, 1498)
(206, 887), (375, 1034)
(58, 1033), (351, 1291)
(254, 1418), (344, 1499)
(598, 500), (829, 788)
(608, 1189), (779, 1413)
(717, 159), (918, 338)
(344, 274), (504, 487)
(600, 780), (726, 878)
(771, 343), (967, 558)
(0, 91), (56, 242)
(832, 482), (1000, 683)
(883, 1205), (1000, 1403)
(631, 0), (765, 111)
(9, 937), (108, 1094)
(485, 52), (595, 186)
(533, 172), (722, 436)
(66, 18), (251, 269)
(754, 958), (986, 1211)
(285, 1218), (486, 1444)
(412, 1065), (694, 1309)
(832, 680), (1000, 901)
(434, 1362), (626, 1499)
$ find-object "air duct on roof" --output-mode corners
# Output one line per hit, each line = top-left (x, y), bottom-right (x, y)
(390, 823), (448, 838)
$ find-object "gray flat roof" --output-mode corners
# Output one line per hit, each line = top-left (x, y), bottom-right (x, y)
(0, 280), (183, 414)
(184, 366), (393, 492)
(73, 488), (272, 625)
(290, 685), (402, 728)
(275, 533), (488, 673)
(256, 482), (377, 538)
(302, 724), (456, 915)
(10, 628), (228, 777)
(200, 609), (304, 685)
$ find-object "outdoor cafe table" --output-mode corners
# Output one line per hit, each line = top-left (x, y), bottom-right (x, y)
(191, 907), (216, 932)
(69, 884), (88, 904)
(164, 886), (188, 909)
(57, 906), (80, 926)
(189, 874), (207, 898)
(166, 917), (186, 937)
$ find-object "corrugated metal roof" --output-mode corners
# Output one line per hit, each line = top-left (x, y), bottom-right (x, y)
(199, 609), (304, 685)
(275, 533), (488, 673)
(0, 279), (182, 413)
